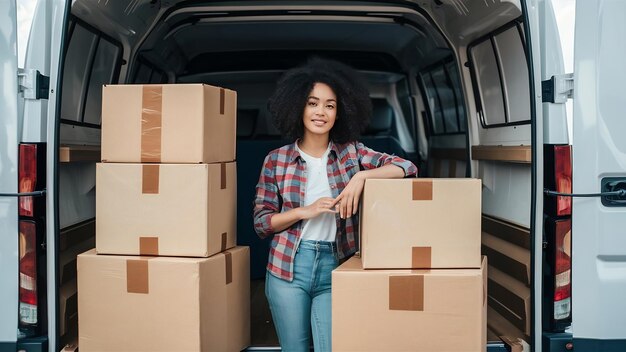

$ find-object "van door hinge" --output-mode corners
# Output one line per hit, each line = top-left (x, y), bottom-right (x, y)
(18, 68), (50, 100)
(541, 73), (573, 103)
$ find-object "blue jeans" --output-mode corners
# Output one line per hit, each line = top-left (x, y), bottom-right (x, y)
(265, 240), (339, 352)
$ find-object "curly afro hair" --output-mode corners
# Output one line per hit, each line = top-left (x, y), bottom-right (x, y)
(267, 57), (372, 144)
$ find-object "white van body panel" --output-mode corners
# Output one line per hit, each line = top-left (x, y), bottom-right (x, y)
(539, 0), (568, 145)
(572, 0), (626, 341)
(20, 0), (52, 144)
(0, 0), (20, 343)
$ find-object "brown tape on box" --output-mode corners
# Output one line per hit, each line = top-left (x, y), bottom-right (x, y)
(221, 163), (227, 189)
(389, 275), (424, 311)
(220, 88), (225, 115)
(142, 165), (160, 194)
(139, 237), (159, 256)
(221, 232), (227, 251)
(411, 247), (432, 268)
(141, 85), (162, 163)
(126, 259), (150, 294)
(412, 180), (433, 200)
(224, 251), (232, 285)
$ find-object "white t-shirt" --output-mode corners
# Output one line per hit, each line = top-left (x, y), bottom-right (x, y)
(297, 143), (337, 242)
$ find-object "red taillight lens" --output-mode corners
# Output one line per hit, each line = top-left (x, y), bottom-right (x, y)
(19, 220), (38, 325)
(19, 144), (38, 217)
(554, 218), (572, 320)
(554, 145), (572, 216)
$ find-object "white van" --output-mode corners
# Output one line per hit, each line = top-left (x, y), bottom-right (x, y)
(1, 0), (625, 351)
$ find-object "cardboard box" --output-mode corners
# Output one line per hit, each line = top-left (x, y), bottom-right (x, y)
(101, 84), (236, 164)
(96, 162), (236, 257)
(360, 178), (481, 269)
(78, 246), (250, 352)
(332, 256), (487, 352)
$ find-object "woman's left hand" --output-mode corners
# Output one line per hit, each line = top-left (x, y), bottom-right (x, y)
(336, 172), (365, 219)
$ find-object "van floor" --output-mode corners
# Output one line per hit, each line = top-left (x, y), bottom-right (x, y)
(251, 279), (279, 346)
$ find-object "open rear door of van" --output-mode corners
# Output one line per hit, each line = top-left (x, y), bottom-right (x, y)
(572, 1), (626, 350)
(0, 1), (21, 348)
(0, 0), (69, 351)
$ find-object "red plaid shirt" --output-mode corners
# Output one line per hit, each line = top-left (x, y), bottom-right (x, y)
(254, 140), (418, 281)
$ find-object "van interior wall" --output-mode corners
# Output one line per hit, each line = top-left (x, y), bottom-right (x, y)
(58, 0), (532, 349)
(424, 1), (533, 346)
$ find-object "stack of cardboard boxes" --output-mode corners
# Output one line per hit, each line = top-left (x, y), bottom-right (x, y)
(77, 84), (250, 351)
(333, 178), (486, 351)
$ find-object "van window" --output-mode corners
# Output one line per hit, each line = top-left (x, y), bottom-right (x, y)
(60, 20), (122, 127)
(84, 39), (122, 125)
(469, 22), (530, 127)
(396, 78), (415, 137)
(419, 61), (467, 135)
(445, 61), (466, 129)
(494, 27), (531, 123)
(133, 59), (168, 84)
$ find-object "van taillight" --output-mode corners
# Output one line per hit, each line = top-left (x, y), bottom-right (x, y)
(554, 145), (572, 216)
(19, 144), (38, 217)
(553, 218), (571, 320)
(19, 220), (38, 326)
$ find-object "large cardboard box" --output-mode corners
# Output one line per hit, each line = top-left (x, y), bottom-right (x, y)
(360, 178), (481, 269)
(101, 84), (236, 164)
(96, 162), (236, 257)
(332, 256), (487, 352)
(78, 246), (250, 352)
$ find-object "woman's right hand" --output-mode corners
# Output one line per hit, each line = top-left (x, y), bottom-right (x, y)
(299, 197), (339, 220)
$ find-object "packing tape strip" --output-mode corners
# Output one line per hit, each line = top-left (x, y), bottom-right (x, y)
(221, 232), (228, 252)
(126, 259), (150, 294)
(224, 251), (233, 285)
(142, 165), (160, 194)
(411, 246), (432, 268)
(389, 275), (424, 311)
(139, 237), (159, 256)
(141, 85), (162, 163)
(220, 88), (225, 115)
(221, 163), (227, 189)
(412, 179), (433, 200)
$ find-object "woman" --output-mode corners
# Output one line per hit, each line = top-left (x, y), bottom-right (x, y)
(253, 58), (417, 351)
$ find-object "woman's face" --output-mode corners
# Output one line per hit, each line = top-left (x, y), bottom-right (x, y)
(302, 82), (337, 139)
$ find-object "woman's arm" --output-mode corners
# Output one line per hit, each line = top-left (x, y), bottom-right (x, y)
(254, 153), (338, 235)
(253, 154), (281, 239)
(269, 208), (303, 233)
(336, 142), (418, 218)
(270, 197), (338, 232)
(356, 163), (405, 179)
(335, 164), (404, 218)
(356, 142), (418, 177)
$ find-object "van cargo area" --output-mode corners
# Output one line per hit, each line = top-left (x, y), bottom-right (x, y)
(7, 0), (579, 351)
